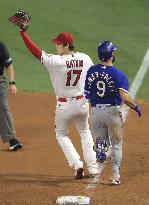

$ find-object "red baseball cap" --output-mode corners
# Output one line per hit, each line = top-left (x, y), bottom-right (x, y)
(51, 32), (74, 45)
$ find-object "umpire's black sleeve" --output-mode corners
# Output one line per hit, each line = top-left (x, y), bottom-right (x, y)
(0, 42), (12, 68)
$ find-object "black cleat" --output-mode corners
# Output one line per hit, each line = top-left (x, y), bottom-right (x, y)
(9, 139), (23, 151)
(74, 168), (84, 180)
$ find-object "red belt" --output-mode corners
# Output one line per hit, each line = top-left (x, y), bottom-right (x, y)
(58, 95), (84, 102)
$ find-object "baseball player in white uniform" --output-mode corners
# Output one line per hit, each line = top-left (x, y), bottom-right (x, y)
(18, 30), (99, 179)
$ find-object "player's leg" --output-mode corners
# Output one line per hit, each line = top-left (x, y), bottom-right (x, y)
(76, 101), (99, 176)
(108, 107), (123, 185)
(109, 125), (122, 185)
(0, 79), (16, 143)
(0, 78), (22, 151)
(90, 107), (111, 162)
(0, 95), (16, 142)
(55, 102), (83, 174)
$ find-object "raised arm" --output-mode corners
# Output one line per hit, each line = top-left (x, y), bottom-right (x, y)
(20, 31), (42, 60)
(9, 10), (42, 60)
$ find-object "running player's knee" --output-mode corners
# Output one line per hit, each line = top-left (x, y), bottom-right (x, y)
(111, 142), (123, 150)
(110, 133), (122, 147)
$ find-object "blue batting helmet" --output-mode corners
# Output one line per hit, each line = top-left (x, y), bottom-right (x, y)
(98, 40), (117, 61)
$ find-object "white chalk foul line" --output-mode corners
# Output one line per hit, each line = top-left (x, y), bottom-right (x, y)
(56, 48), (149, 204)
(120, 48), (149, 122)
(129, 48), (149, 100)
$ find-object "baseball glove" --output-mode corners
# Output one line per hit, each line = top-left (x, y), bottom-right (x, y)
(9, 10), (30, 31)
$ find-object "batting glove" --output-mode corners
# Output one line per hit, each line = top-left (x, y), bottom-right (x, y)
(134, 104), (142, 117)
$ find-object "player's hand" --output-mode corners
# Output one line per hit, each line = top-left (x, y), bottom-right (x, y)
(9, 85), (17, 97)
(134, 104), (141, 117)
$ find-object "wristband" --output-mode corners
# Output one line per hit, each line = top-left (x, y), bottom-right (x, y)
(9, 81), (16, 85)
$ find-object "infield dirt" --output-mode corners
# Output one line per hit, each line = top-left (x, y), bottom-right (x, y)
(0, 92), (148, 205)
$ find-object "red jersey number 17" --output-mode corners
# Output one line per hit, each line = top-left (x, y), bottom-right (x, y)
(66, 70), (82, 86)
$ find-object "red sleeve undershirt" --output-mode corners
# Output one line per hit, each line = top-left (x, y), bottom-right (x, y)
(20, 31), (42, 60)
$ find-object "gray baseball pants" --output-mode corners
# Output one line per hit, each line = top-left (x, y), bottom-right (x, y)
(0, 76), (16, 143)
(90, 105), (123, 176)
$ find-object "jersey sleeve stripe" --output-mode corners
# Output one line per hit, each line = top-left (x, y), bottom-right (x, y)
(118, 88), (129, 93)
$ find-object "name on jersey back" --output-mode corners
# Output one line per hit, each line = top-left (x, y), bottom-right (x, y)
(66, 60), (83, 68)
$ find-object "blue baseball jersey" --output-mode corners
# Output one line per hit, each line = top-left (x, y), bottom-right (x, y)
(84, 64), (129, 106)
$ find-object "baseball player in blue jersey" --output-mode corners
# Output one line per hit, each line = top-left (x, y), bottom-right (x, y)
(84, 40), (141, 185)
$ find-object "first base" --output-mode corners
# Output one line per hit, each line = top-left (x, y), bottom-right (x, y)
(56, 195), (90, 204)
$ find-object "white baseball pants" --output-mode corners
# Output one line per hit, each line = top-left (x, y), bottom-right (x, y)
(55, 97), (98, 175)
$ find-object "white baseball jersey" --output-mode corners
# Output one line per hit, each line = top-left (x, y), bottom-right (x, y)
(41, 51), (93, 97)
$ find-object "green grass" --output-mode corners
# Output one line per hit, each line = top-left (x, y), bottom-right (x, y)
(0, 0), (149, 98)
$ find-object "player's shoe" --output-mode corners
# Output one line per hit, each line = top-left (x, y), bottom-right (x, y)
(9, 138), (23, 151)
(88, 165), (99, 174)
(88, 167), (100, 178)
(93, 139), (110, 163)
(74, 168), (84, 180)
(110, 174), (121, 185)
